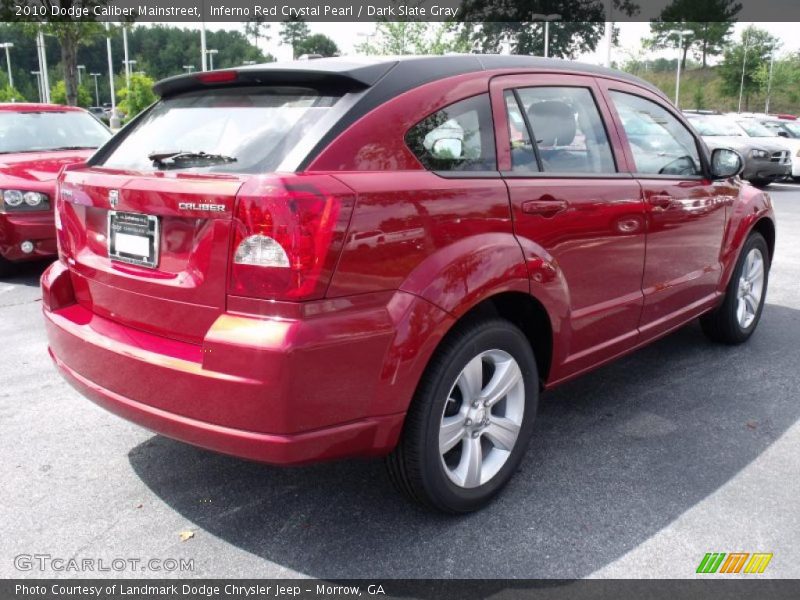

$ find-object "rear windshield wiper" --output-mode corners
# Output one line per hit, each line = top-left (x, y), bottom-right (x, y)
(148, 150), (237, 168)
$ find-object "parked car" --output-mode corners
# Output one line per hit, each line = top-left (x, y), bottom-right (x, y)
(684, 113), (790, 186)
(43, 57), (774, 513)
(87, 106), (109, 125)
(749, 116), (800, 182)
(0, 103), (112, 276)
(733, 115), (800, 182)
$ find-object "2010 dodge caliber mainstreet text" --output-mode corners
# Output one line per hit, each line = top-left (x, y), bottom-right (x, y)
(42, 56), (775, 513)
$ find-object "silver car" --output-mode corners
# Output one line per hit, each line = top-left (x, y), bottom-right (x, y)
(685, 113), (790, 187)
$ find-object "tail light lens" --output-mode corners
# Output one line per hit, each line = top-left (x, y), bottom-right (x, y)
(229, 175), (355, 301)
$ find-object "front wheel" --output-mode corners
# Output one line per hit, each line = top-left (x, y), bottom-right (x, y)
(386, 318), (539, 513)
(701, 232), (769, 344)
(749, 178), (772, 188)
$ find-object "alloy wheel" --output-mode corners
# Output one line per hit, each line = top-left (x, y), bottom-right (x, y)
(438, 349), (525, 489)
(736, 247), (765, 329)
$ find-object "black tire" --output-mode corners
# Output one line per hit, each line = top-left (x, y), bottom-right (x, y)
(793, 177), (800, 184)
(386, 318), (539, 513)
(700, 232), (770, 344)
(749, 179), (771, 188)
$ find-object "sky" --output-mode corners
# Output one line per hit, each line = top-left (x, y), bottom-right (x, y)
(194, 21), (800, 65)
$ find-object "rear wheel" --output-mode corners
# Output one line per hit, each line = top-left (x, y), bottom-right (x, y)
(701, 232), (769, 344)
(386, 318), (538, 513)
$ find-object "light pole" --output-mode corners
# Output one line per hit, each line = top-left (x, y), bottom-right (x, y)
(667, 28), (692, 108)
(122, 59), (137, 91)
(207, 48), (218, 71)
(764, 48), (775, 114)
(90, 72), (101, 106)
(104, 22), (118, 128)
(36, 28), (50, 103)
(182, 65), (195, 73)
(200, 22), (208, 71)
(122, 25), (131, 92)
(605, 0), (613, 67)
(31, 70), (42, 102)
(0, 42), (13, 91)
(531, 13), (561, 58)
(77, 64), (85, 86)
(738, 30), (750, 113)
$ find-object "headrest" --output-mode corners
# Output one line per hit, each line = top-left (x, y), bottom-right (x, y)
(528, 101), (576, 147)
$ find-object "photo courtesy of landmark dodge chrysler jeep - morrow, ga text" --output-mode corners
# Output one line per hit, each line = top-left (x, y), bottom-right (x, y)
(42, 56), (775, 513)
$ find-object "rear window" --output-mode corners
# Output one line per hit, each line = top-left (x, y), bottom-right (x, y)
(0, 111), (110, 153)
(99, 86), (341, 173)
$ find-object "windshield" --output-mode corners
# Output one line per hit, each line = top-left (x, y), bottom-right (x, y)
(764, 121), (800, 137)
(0, 111), (110, 153)
(688, 116), (744, 137)
(100, 86), (341, 173)
(736, 119), (778, 137)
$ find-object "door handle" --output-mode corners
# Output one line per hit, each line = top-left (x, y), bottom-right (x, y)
(649, 194), (674, 210)
(521, 198), (568, 218)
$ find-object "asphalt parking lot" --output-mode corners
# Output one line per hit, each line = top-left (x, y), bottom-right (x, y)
(2, 184), (799, 580)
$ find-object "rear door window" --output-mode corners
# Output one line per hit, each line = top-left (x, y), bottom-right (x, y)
(99, 86), (341, 174)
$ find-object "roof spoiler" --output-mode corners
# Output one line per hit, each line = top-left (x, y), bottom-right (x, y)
(153, 61), (398, 98)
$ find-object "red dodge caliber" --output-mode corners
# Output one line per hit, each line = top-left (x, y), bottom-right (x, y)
(0, 103), (111, 275)
(43, 57), (775, 512)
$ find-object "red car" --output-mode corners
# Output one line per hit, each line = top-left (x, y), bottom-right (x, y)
(42, 57), (774, 513)
(0, 103), (111, 276)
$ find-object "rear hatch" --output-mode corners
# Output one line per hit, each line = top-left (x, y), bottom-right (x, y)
(56, 77), (358, 344)
(58, 169), (242, 343)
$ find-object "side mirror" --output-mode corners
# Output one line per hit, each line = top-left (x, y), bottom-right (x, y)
(430, 138), (463, 160)
(710, 147), (743, 179)
(777, 131), (789, 138)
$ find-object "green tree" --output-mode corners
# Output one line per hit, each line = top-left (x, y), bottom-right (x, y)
(50, 79), (92, 107)
(279, 19), (311, 59)
(717, 26), (780, 111)
(456, 0), (639, 59)
(357, 23), (472, 55)
(244, 17), (270, 51)
(754, 53), (800, 109)
(648, 0), (741, 69)
(117, 72), (156, 120)
(295, 34), (339, 57)
(0, 85), (25, 102)
(5, 1), (111, 106)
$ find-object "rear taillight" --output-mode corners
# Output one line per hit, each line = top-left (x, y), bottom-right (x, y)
(229, 175), (355, 301)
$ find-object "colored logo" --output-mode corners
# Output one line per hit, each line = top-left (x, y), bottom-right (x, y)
(697, 552), (773, 574)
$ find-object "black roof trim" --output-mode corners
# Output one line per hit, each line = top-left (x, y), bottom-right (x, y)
(154, 55), (663, 100)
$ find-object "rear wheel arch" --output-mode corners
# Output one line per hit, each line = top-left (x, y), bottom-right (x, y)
(448, 292), (554, 386)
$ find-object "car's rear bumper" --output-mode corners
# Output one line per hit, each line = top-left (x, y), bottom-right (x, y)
(49, 349), (403, 465)
(42, 261), (408, 465)
(0, 212), (57, 262)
